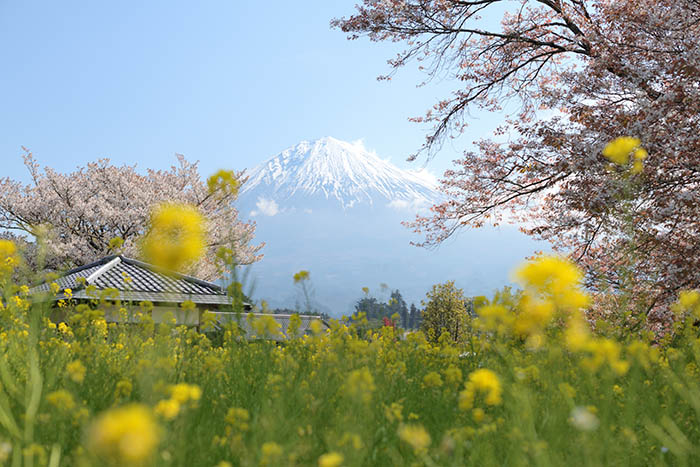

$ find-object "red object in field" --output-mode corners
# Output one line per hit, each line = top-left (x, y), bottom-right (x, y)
(382, 317), (395, 328)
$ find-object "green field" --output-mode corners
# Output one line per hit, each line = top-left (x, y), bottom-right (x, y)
(1, 255), (700, 466)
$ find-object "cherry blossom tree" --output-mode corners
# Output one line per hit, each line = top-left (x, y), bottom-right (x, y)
(334, 0), (700, 325)
(0, 151), (263, 279)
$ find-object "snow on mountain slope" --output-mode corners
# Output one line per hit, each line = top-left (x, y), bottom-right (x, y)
(240, 137), (441, 209)
(235, 136), (543, 315)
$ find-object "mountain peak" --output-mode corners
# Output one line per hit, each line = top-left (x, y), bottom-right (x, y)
(240, 137), (440, 210)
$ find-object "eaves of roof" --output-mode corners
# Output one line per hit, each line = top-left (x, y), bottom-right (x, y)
(30, 255), (236, 306)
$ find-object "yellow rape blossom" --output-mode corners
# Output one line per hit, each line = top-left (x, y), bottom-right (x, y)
(287, 313), (302, 337)
(475, 304), (514, 334)
(225, 407), (250, 431)
(66, 360), (86, 384)
(0, 239), (19, 277)
(339, 432), (363, 450)
(422, 371), (443, 388)
(141, 203), (206, 273)
(115, 379), (133, 399)
(398, 424), (431, 454)
(251, 315), (283, 338)
(459, 369), (502, 410)
(514, 255), (588, 307)
(207, 169), (240, 197)
(46, 390), (76, 411)
(626, 340), (659, 370)
(318, 452), (344, 467)
(443, 365), (462, 387)
(169, 383), (202, 404)
(564, 314), (592, 352)
(581, 338), (630, 376)
(673, 290), (700, 318)
(309, 319), (323, 335)
(513, 298), (554, 338)
(343, 367), (376, 404)
(602, 137), (645, 165)
(260, 442), (283, 466)
(154, 399), (181, 420)
(384, 401), (404, 424)
(293, 270), (310, 284)
(108, 236), (124, 252)
(87, 404), (159, 465)
(558, 383), (576, 399)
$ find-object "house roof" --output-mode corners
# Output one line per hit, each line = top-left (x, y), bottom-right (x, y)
(31, 255), (233, 306)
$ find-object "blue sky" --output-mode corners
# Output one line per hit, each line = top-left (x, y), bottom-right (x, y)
(0, 1), (508, 184)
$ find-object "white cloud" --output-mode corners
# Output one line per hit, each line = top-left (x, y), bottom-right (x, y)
(303, 208), (313, 214)
(251, 197), (280, 217)
(387, 199), (412, 210)
(387, 197), (432, 215)
(350, 138), (366, 150)
(406, 167), (440, 188)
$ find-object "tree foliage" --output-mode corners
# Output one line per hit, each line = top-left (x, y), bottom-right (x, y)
(355, 296), (386, 324)
(420, 280), (471, 343)
(387, 289), (409, 327)
(355, 289), (411, 327)
(0, 152), (263, 278)
(334, 0), (700, 325)
(408, 303), (422, 330)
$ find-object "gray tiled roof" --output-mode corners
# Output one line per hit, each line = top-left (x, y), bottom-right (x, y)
(31, 255), (233, 306)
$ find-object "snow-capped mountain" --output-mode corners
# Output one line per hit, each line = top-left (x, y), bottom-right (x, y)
(240, 136), (441, 210)
(237, 137), (542, 316)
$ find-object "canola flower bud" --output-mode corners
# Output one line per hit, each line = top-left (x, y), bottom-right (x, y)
(141, 203), (206, 273)
(293, 270), (310, 284)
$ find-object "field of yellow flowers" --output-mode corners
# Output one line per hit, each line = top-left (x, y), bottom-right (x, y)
(1, 240), (700, 466)
(1, 141), (700, 466)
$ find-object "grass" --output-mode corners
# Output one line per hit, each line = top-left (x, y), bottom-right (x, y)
(0, 252), (700, 466)
(0, 282), (699, 467)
